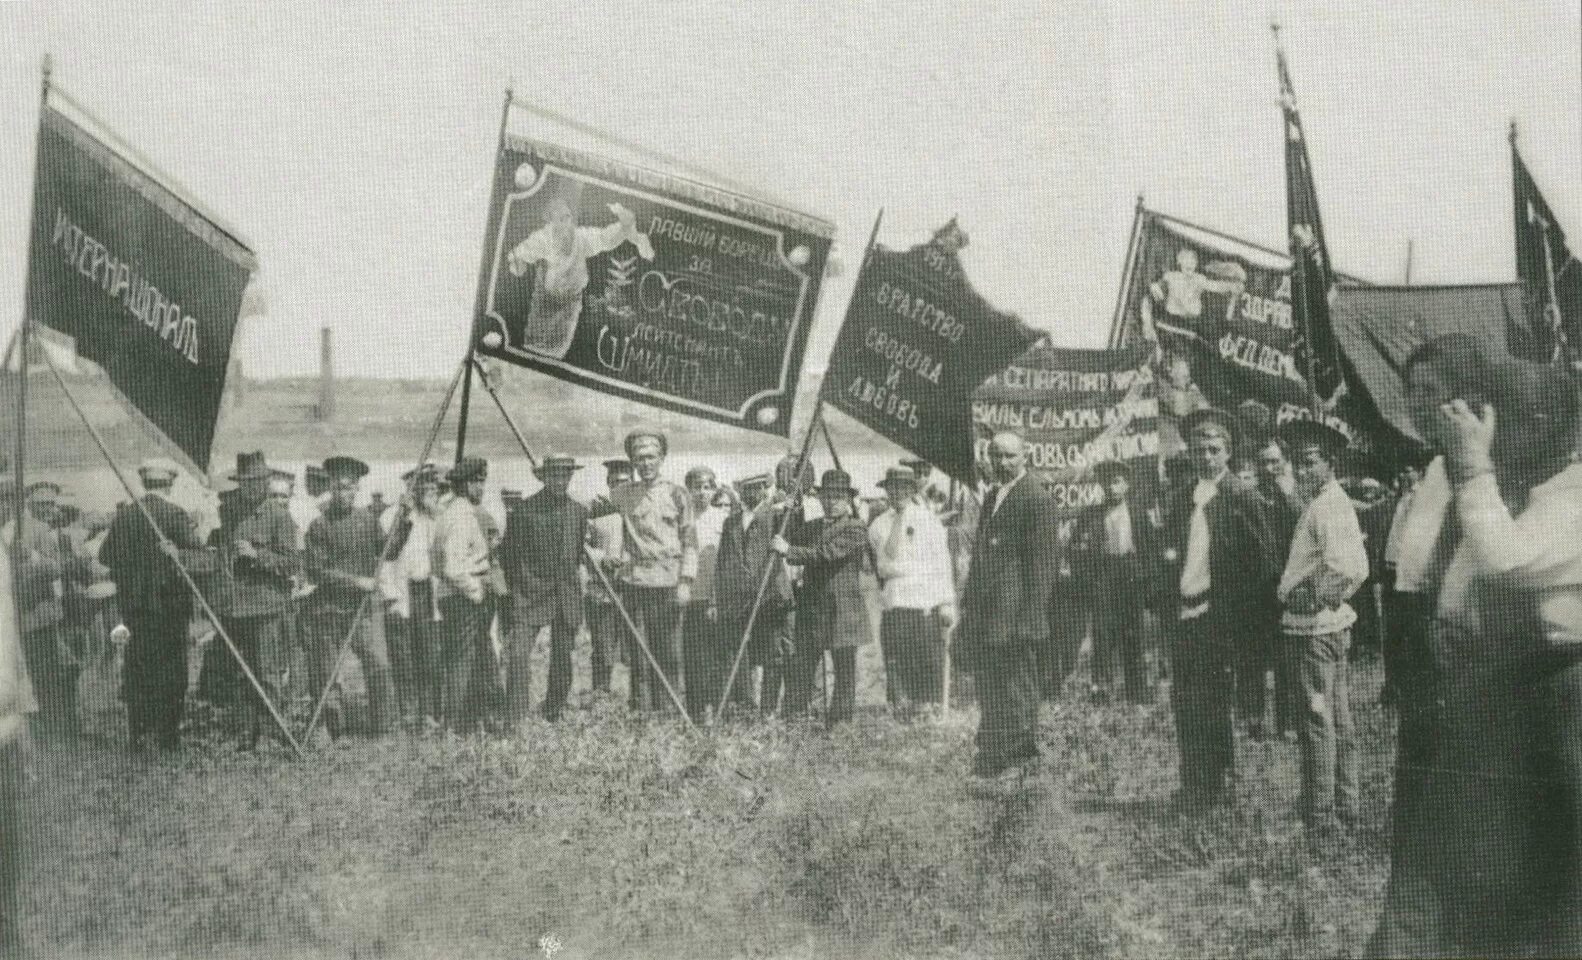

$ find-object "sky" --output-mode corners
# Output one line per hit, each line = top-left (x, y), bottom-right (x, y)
(1, 1), (1578, 380)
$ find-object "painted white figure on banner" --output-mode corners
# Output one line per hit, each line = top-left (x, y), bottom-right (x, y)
(506, 198), (654, 359)
(1142, 247), (1247, 343)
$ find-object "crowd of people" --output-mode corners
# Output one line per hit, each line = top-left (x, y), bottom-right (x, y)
(0, 331), (1580, 954)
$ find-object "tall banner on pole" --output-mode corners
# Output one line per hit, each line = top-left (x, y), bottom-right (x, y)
(1114, 210), (1366, 458)
(1277, 37), (1346, 411)
(972, 343), (1159, 517)
(820, 220), (1040, 483)
(474, 135), (834, 436)
(1511, 131), (1582, 365)
(25, 93), (258, 473)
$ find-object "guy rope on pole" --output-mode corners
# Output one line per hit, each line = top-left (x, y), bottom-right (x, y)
(469, 358), (696, 729)
(37, 340), (305, 756)
(301, 356), (467, 743)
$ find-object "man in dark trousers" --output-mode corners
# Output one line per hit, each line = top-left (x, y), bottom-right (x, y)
(585, 458), (633, 696)
(501, 455), (589, 724)
(770, 469), (871, 725)
(98, 457), (209, 752)
(1071, 459), (1154, 705)
(1251, 433), (1302, 739)
(432, 457), (492, 732)
(713, 472), (795, 714)
(215, 451), (301, 751)
(958, 431), (1059, 779)
(303, 456), (396, 739)
(1159, 410), (1277, 807)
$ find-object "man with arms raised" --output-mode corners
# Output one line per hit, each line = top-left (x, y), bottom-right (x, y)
(958, 431), (1058, 779)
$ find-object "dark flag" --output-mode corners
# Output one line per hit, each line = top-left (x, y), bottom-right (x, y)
(1278, 41), (1346, 409)
(821, 219), (1040, 483)
(1511, 131), (1582, 364)
(474, 135), (834, 436)
(26, 91), (258, 473)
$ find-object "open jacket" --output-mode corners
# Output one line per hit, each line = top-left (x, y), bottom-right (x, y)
(1157, 474), (1278, 637)
(501, 491), (588, 629)
(958, 473), (1059, 665)
(783, 514), (870, 651)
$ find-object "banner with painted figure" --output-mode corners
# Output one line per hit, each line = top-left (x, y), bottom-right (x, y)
(821, 219), (1041, 483)
(475, 136), (834, 436)
(972, 343), (1159, 518)
(1115, 211), (1368, 459)
(26, 96), (258, 473)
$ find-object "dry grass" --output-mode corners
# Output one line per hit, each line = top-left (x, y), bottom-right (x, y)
(17, 636), (1394, 960)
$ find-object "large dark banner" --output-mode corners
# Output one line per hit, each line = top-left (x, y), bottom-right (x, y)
(821, 221), (1039, 483)
(973, 343), (1159, 518)
(1511, 142), (1582, 364)
(1116, 212), (1367, 457)
(27, 103), (257, 473)
(475, 136), (834, 435)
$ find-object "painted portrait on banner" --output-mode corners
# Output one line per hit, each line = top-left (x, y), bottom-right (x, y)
(476, 137), (834, 436)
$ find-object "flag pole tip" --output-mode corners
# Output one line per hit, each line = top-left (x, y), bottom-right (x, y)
(1508, 119), (1518, 144)
(41, 53), (52, 80)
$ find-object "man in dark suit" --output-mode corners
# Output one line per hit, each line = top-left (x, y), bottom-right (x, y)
(1071, 460), (1155, 705)
(959, 431), (1059, 779)
(1158, 409), (1278, 807)
(98, 457), (210, 752)
(501, 455), (590, 724)
(712, 472), (794, 714)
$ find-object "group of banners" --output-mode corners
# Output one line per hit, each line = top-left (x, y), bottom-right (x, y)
(23, 64), (1582, 501)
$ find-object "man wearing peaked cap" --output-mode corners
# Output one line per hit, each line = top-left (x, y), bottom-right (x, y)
(432, 455), (494, 731)
(1157, 405), (1278, 807)
(771, 468), (871, 725)
(501, 455), (588, 724)
(302, 454), (396, 738)
(380, 459), (445, 725)
(448, 456), (489, 486)
(100, 454), (210, 752)
(899, 458), (935, 482)
(608, 428), (696, 715)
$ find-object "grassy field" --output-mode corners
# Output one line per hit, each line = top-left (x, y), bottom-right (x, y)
(16, 635), (1394, 960)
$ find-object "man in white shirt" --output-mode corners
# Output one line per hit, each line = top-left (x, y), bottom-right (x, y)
(1379, 462), (1423, 706)
(869, 467), (957, 714)
(1275, 420), (1370, 829)
(681, 465), (727, 720)
(380, 463), (442, 725)
(431, 458), (492, 731)
(1071, 460), (1153, 704)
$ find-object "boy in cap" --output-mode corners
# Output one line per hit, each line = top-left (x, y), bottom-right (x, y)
(432, 457), (493, 732)
(380, 462), (444, 724)
(771, 469), (871, 725)
(681, 465), (728, 720)
(607, 430), (697, 714)
(303, 456), (397, 739)
(1157, 410), (1277, 807)
(99, 458), (209, 751)
(584, 458), (634, 695)
(1275, 419), (1368, 829)
(500, 456), (589, 724)
(869, 466), (957, 713)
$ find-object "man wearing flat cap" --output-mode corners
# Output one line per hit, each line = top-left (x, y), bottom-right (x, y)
(99, 458), (209, 751)
(501, 455), (589, 724)
(214, 451), (301, 750)
(303, 456), (397, 738)
(869, 466), (957, 713)
(1157, 409), (1278, 807)
(431, 456), (493, 731)
(607, 430), (698, 714)
(1071, 459), (1155, 705)
(1275, 418), (1368, 829)
(583, 458), (634, 695)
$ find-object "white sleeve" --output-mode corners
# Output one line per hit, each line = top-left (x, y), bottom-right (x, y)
(1458, 472), (1582, 589)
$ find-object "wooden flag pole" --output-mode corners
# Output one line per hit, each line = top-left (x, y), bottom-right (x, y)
(468, 358), (697, 729)
(819, 417), (844, 474)
(715, 208), (885, 719)
(456, 86), (516, 466)
(37, 340), (306, 755)
(14, 56), (50, 563)
(300, 354), (467, 743)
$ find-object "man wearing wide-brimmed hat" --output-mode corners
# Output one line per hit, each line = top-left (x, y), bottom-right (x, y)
(98, 457), (209, 752)
(1157, 409), (1277, 807)
(771, 468), (871, 725)
(607, 430), (698, 715)
(869, 466), (956, 714)
(501, 455), (589, 724)
(431, 456), (493, 731)
(303, 456), (397, 739)
(214, 450), (301, 750)
(583, 458), (634, 696)
(1275, 418), (1368, 829)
